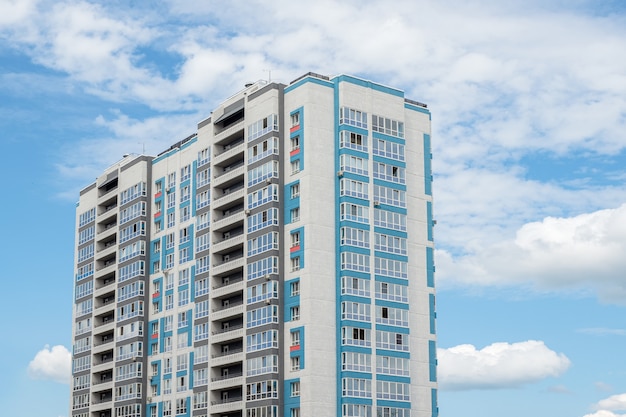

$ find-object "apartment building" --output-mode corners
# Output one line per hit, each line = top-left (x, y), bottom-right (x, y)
(71, 72), (437, 417)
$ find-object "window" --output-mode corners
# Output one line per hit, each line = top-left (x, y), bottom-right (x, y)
(246, 379), (279, 401)
(165, 294), (173, 310)
(372, 114), (404, 138)
(248, 114), (279, 141)
(247, 355), (279, 377)
(340, 154), (368, 176)
(291, 356), (300, 371)
(291, 231), (300, 247)
(291, 159), (300, 175)
(167, 172), (176, 188)
(376, 330), (409, 351)
(340, 107), (367, 128)
(291, 257), (300, 272)
(290, 183), (300, 199)
(291, 381), (300, 397)
(291, 409), (301, 417)
(341, 276), (370, 297)
(342, 377), (372, 398)
(340, 130), (368, 152)
(376, 380), (410, 401)
(340, 179), (368, 199)
(373, 162), (405, 185)
(198, 147), (210, 166)
(374, 184), (406, 208)
(342, 326), (371, 347)
(374, 208), (407, 231)
(375, 232), (407, 255)
(180, 185), (190, 203)
(291, 331), (300, 347)
(290, 135), (300, 151)
(341, 252), (370, 273)
(341, 227), (370, 248)
(343, 404), (372, 417)
(180, 165), (191, 182)
(178, 289), (189, 306)
(342, 352), (372, 373)
(176, 398), (187, 414)
(290, 207), (300, 223)
(290, 281), (300, 296)
(291, 112), (300, 127)
(342, 301), (371, 322)
(373, 138), (405, 161)
(376, 355), (410, 376)
(290, 306), (300, 321)
(180, 206), (190, 223)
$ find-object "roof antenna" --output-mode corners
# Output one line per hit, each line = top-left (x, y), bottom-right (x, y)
(263, 69), (272, 82)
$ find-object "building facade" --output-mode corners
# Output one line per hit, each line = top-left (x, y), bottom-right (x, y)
(71, 73), (437, 417)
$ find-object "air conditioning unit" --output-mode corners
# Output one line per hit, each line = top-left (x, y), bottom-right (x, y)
(166, 187), (172, 193)
(147, 397), (152, 403)
(266, 178), (272, 184)
(373, 200), (380, 206)
(337, 170), (344, 177)
(265, 300), (271, 305)
(245, 209), (251, 216)
(264, 274), (271, 280)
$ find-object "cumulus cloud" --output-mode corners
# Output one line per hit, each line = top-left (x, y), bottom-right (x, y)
(438, 340), (571, 390)
(437, 204), (626, 303)
(594, 394), (626, 412)
(27, 345), (71, 384)
(584, 411), (626, 417)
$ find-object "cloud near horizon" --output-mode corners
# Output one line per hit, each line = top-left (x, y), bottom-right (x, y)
(27, 345), (71, 384)
(437, 203), (626, 303)
(438, 340), (571, 390)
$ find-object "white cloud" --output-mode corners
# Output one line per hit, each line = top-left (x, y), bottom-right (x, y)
(578, 328), (626, 336)
(584, 411), (626, 417)
(27, 345), (71, 384)
(437, 204), (626, 303)
(595, 394), (626, 412)
(438, 340), (571, 390)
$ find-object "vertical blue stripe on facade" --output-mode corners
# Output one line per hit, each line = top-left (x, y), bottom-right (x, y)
(426, 201), (433, 242)
(423, 134), (432, 196)
(290, 325), (305, 369)
(426, 247), (434, 288)
(429, 340), (437, 382)
(431, 388), (439, 417)
(429, 294), (436, 335)
(284, 378), (301, 417)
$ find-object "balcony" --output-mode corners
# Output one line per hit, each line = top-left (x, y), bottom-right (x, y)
(211, 303), (244, 322)
(211, 349), (244, 367)
(211, 255), (245, 276)
(90, 397), (113, 412)
(213, 141), (245, 167)
(212, 188), (245, 211)
(96, 240), (117, 259)
(214, 119), (244, 143)
(97, 221), (117, 240)
(211, 373), (244, 390)
(209, 397), (244, 414)
(91, 358), (114, 374)
(211, 233), (245, 254)
(211, 325), (244, 344)
(211, 279), (244, 299)
(213, 164), (245, 189)
(212, 209), (245, 232)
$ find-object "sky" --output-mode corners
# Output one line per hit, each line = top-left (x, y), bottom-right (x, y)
(1, 0), (625, 416)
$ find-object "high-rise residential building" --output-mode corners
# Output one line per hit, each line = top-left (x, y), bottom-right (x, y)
(71, 72), (437, 417)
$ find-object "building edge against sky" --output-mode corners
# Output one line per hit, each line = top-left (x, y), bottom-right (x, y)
(70, 72), (437, 417)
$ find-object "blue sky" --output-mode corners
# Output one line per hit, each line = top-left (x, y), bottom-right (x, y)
(1, 0), (626, 416)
